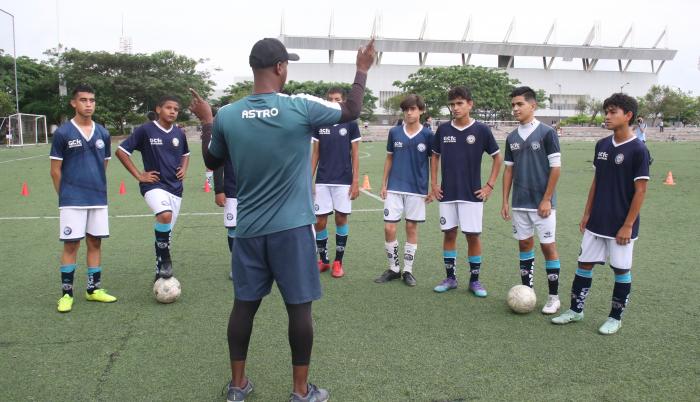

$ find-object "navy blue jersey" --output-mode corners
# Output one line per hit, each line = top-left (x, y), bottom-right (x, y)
(433, 121), (500, 203)
(587, 136), (650, 239)
(312, 121), (361, 185)
(386, 125), (433, 196)
(119, 121), (190, 197)
(50, 120), (111, 208)
(223, 157), (237, 198)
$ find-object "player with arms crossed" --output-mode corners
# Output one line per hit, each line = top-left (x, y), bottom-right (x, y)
(189, 37), (375, 402)
(116, 96), (190, 282)
(374, 94), (433, 287)
(501, 86), (562, 314)
(51, 84), (117, 312)
(311, 87), (361, 278)
(431, 86), (502, 297)
(552, 93), (649, 335)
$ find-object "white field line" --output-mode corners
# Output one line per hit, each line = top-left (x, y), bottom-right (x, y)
(0, 155), (47, 164)
(360, 189), (383, 203)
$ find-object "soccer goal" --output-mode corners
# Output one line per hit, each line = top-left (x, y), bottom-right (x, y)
(2, 113), (48, 146)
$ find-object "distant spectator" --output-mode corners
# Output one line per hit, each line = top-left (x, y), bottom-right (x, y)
(658, 119), (664, 132)
(634, 118), (647, 142)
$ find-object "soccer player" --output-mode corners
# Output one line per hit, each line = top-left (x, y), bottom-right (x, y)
(50, 84), (117, 313)
(189, 37), (375, 402)
(552, 93), (649, 335)
(311, 87), (361, 278)
(212, 156), (237, 280)
(501, 86), (562, 314)
(115, 96), (190, 281)
(373, 94), (433, 287)
(431, 86), (502, 297)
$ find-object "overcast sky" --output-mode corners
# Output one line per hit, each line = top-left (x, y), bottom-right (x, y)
(1, 0), (698, 94)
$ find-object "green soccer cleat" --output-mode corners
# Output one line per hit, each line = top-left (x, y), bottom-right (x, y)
(57, 294), (74, 313)
(551, 309), (584, 324)
(85, 289), (117, 303)
(598, 317), (622, 335)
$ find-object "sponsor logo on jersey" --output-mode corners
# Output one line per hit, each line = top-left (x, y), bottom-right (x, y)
(531, 142), (541, 151)
(241, 108), (279, 119)
(417, 143), (426, 152)
(443, 135), (457, 143)
(615, 153), (624, 164)
(509, 143), (521, 151)
(67, 139), (83, 148)
(172, 138), (180, 147)
(597, 151), (608, 161)
(150, 138), (163, 146)
(95, 139), (105, 149)
(63, 226), (72, 235)
(339, 128), (348, 136)
(393, 141), (404, 148)
(543, 231), (552, 238)
(466, 135), (476, 144)
(318, 128), (331, 135)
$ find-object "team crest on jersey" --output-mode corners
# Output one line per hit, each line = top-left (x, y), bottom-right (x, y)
(63, 226), (72, 235)
(384, 208), (390, 217)
(615, 153), (624, 164)
(160, 200), (170, 206)
(226, 213), (234, 220)
(531, 142), (541, 151)
(440, 217), (446, 225)
(466, 135), (476, 144)
(339, 128), (348, 136)
(314, 204), (320, 211)
(172, 138), (180, 147)
(417, 143), (426, 152)
(95, 139), (105, 149)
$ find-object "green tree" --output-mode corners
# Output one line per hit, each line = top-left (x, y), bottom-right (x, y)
(575, 97), (588, 114)
(0, 90), (13, 116)
(393, 65), (534, 121)
(282, 81), (378, 121)
(216, 81), (253, 107)
(1, 51), (60, 119)
(382, 93), (404, 116)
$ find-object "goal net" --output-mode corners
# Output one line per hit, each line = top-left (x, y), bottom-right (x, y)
(2, 113), (48, 146)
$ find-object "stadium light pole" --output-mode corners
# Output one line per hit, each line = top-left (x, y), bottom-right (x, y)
(620, 82), (630, 93)
(555, 82), (562, 123)
(0, 8), (20, 115)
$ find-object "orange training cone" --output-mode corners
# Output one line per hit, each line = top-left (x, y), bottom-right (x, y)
(663, 171), (676, 185)
(21, 181), (29, 197)
(361, 174), (372, 191)
(119, 180), (126, 195)
(204, 178), (211, 193)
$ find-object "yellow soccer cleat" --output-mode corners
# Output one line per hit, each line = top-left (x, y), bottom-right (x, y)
(85, 289), (117, 303)
(57, 294), (74, 313)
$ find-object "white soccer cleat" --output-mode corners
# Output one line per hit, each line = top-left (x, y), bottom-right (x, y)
(541, 295), (561, 315)
(598, 317), (622, 335)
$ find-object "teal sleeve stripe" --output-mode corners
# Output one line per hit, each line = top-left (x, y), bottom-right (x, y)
(443, 250), (457, 258)
(615, 272), (632, 283)
(468, 256), (482, 264)
(336, 224), (349, 236)
(60, 264), (77, 273)
(87, 267), (102, 274)
(519, 250), (536, 260)
(154, 222), (172, 232)
(545, 259), (561, 269)
(575, 268), (594, 278)
(316, 229), (328, 240)
(227, 228), (236, 238)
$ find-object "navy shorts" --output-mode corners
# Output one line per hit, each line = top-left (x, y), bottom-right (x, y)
(231, 225), (322, 304)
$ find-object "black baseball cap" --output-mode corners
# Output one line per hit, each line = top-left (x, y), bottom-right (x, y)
(249, 38), (300, 69)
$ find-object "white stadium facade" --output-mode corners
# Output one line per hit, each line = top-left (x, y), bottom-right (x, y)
(280, 17), (677, 122)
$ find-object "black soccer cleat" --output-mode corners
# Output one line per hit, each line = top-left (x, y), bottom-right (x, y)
(374, 269), (401, 283)
(402, 271), (417, 287)
(158, 261), (174, 279)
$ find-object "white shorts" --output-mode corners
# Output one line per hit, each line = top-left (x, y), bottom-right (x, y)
(384, 192), (426, 222)
(511, 210), (557, 243)
(224, 197), (238, 228)
(144, 188), (182, 228)
(578, 230), (635, 270)
(314, 184), (352, 215)
(59, 207), (109, 241)
(439, 202), (483, 233)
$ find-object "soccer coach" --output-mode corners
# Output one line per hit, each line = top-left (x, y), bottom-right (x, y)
(189, 37), (375, 401)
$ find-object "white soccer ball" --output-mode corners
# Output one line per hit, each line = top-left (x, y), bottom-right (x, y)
(153, 277), (181, 304)
(506, 285), (537, 314)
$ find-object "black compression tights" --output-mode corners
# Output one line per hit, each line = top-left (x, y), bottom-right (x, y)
(227, 299), (314, 366)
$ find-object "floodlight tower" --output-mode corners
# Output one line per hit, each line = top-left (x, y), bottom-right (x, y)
(0, 8), (20, 114)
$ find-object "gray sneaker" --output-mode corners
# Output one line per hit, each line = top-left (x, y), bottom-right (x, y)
(226, 379), (253, 402)
(289, 383), (329, 402)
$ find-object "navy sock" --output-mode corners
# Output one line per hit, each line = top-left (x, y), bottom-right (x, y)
(154, 222), (172, 275)
(316, 229), (329, 264)
(545, 259), (561, 296)
(443, 250), (457, 279)
(468, 256), (482, 283)
(610, 271), (632, 320)
(86, 266), (101, 294)
(60, 264), (77, 296)
(519, 250), (535, 287)
(570, 267), (593, 313)
(335, 224), (348, 262)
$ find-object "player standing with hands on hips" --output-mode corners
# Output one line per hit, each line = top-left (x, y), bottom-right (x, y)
(189, 37), (376, 402)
